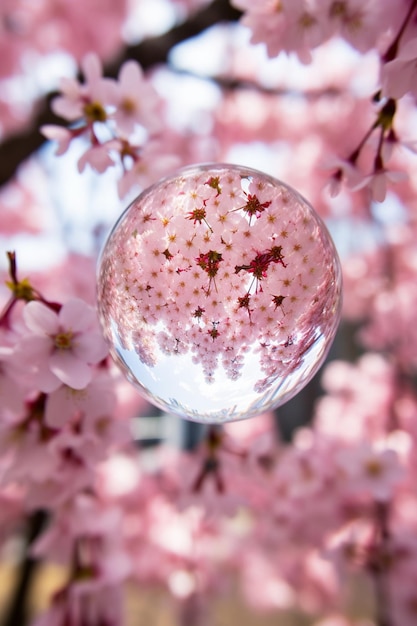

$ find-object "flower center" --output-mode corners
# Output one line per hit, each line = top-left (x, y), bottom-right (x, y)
(365, 459), (382, 477)
(121, 97), (137, 115)
(54, 331), (73, 350)
(329, 1), (347, 18)
(83, 101), (107, 123)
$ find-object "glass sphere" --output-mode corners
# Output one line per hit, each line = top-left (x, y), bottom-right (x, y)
(97, 164), (342, 423)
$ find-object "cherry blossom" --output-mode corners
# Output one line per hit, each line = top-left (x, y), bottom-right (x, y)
(116, 138), (181, 198)
(323, 156), (361, 198)
(350, 164), (408, 202)
(31, 492), (130, 626)
(40, 53), (182, 200)
(76, 138), (120, 174)
(12, 298), (108, 392)
(231, 0), (326, 63)
(232, 0), (399, 61)
(336, 443), (404, 501)
(110, 60), (163, 135)
(51, 53), (115, 123)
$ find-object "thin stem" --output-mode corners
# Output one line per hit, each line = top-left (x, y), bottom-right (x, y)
(348, 120), (379, 165)
(368, 501), (392, 626)
(374, 126), (386, 171)
(383, 0), (417, 62)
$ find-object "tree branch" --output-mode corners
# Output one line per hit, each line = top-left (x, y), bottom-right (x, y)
(1, 511), (47, 626)
(0, 0), (241, 189)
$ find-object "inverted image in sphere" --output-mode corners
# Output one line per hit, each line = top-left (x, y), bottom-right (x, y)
(97, 164), (342, 423)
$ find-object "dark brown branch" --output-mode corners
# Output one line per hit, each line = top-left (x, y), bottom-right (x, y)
(0, 0), (241, 189)
(177, 70), (344, 98)
(1, 511), (47, 626)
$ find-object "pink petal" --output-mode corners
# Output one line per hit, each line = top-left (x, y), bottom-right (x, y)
(45, 386), (74, 428)
(371, 173), (387, 203)
(0, 375), (25, 414)
(82, 374), (117, 419)
(383, 59), (415, 99)
(81, 52), (102, 84)
(386, 170), (408, 183)
(77, 145), (115, 174)
(58, 76), (81, 99)
(119, 60), (143, 91)
(15, 338), (62, 392)
(52, 93), (83, 121)
(36, 372), (62, 394)
(49, 351), (92, 389)
(23, 301), (59, 335)
(398, 37), (417, 61)
(15, 334), (53, 362)
(73, 332), (108, 363)
(59, 299), (95, 332)
(40, 125), (73, 156)
(30, 365), (62, 393)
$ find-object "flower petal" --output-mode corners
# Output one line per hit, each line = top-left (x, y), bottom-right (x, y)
(23, 301), (59, 335)
(382, 59), (415, 99)
(45, 386), (75, 428)
(119, 60), (143, 90)
(14, 335), (53, 362)
(0, 375), (26, 414)
(59, 299), (96, 333)
(11, 335), (61, 393)
(81, 52), (102, 84)
(371, 173), (387, 203)
(73, 332), (108, 363)
(40, 125), (72, 149)
(49, 351), (92, 389)
(398, 37), (417, 61)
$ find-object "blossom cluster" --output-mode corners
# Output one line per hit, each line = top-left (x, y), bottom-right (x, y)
(232, 0), (413, 65)
(1, 1), (417, 626)
(41, 53), (181, 198)
(231, 0), (417, 205)
(0, 257), (136, 625)
(2, 272), (417, 625)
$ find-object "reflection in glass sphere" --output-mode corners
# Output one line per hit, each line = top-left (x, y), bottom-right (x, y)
(97, 164), (342, 424)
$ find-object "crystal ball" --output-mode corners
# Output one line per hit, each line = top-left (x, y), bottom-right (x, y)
(97, 164), (342, 423)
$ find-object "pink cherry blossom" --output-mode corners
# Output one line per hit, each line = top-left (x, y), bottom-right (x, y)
(77, 139), (119, 174)
(51, 53), (116, 123)
(232, 0), (326, 63)
(336, 443), (404, 501)
(0, 412), (58, 485)
(44, 371), (130, 450)
(322, 156), (361, 198)
(350, 165), (408, 202)
(110, 60), (163, 135)
(322, 0), (395, 53)
(116, 139), (181, 198)
(12, 298), (108, 392)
